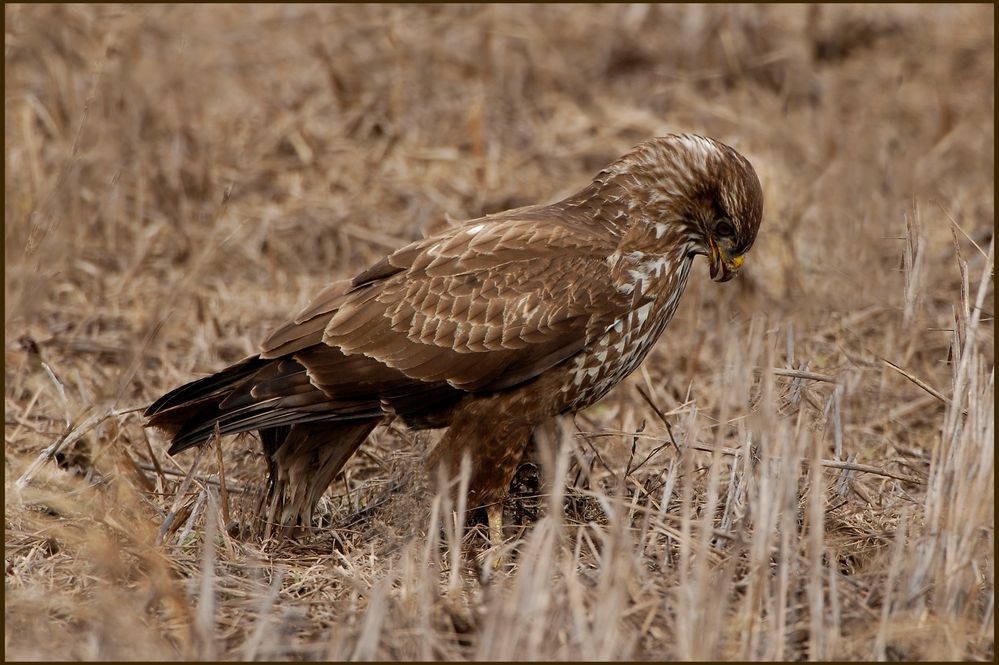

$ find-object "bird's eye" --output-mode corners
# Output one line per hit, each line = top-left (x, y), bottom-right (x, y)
(715, 220), (735, 237)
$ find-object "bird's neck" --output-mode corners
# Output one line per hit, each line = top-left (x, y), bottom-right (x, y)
(605, 212), (698, 303)
(559, 178), (698, 301)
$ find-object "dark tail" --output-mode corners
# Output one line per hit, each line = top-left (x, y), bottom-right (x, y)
(144, 355), (382, 455)
(144, 355), (383, 530)
(144, 356), (265, 452)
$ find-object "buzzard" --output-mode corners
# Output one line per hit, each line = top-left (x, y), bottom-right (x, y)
(145, 134), (763, 540)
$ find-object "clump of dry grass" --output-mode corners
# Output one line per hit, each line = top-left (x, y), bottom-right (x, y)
(5, 4), (994, 660)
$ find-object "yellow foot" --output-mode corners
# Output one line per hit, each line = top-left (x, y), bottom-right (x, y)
(487, 502), (505, 569)
(487, 503), (504, 545)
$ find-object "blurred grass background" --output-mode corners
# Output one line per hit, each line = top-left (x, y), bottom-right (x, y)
(4, 4), (994, 660)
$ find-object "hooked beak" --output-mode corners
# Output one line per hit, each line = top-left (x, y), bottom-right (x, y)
(708, 237), (744, 283)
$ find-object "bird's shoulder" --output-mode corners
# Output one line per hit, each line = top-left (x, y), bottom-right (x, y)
(331, 205), (629, 346)
(352, 203), (618, 287)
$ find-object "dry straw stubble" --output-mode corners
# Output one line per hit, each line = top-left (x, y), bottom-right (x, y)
(4, 4), (994, 660)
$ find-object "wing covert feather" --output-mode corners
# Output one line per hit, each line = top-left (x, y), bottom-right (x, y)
(320, 214), (628, 391)
(257, 211), (629, 395)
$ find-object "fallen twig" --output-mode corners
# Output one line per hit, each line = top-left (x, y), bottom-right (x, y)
(634, 384), (681, 453)
(881, 357), (952, 406)
(140, 427), (169, 490)
(578, 430), (921, 485)
(213, 423), (232, 527)
(15, 404), (146, 490)
(134, 461), (249, 495)
(157, 446), (207, 545)
(771, 367), (837, 383)
(810, 457), (920, 484)
(683, 441), (922, 485)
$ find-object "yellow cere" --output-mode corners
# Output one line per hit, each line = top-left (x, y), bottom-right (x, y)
(727, 254), (744, 270)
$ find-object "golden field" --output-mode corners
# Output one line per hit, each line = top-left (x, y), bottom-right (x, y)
(4, 4), (994, 660)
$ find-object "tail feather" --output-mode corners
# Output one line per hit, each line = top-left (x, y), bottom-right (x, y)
(259, 420), (378, 534)
(144, 356), (266, 418)
(144, 354), (381, 455)
(168, 398), (381, 454)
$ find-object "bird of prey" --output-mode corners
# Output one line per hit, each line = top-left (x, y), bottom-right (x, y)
(145, 134), (763, 541)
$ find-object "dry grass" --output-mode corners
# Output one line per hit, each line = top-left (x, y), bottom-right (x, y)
(4, 4), (994, 661)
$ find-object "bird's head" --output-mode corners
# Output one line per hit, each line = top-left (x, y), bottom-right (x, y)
(604, 134), (764, 283)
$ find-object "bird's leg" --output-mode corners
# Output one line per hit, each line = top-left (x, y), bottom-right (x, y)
(485, 501), (508, 572)
(486, 502), (504, 547)
(427, 394), (543, 569)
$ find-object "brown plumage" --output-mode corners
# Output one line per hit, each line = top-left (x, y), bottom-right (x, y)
(145, 134), (764, 533)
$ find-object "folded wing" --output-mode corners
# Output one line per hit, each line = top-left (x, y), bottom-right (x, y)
(148, 208), (628, 453)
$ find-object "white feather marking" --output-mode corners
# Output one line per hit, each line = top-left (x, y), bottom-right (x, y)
(628, 268), (649, 283)
(636, 302), (652, 326)
(675, 134), (718, 170)
(465, 224), (485, 235)
(644, 256), (671, 276)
